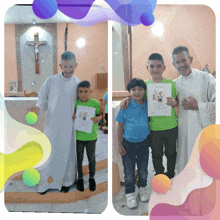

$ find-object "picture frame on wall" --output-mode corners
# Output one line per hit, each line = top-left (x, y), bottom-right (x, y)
(9, 81), (17, 92)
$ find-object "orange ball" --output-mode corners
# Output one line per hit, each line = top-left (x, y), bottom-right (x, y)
(199, 124), (220, 154)
(151, 174), (171, 194)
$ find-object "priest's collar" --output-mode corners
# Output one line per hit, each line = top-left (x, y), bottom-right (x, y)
(189, 68), (195, 77)
(60, 72), (73, 80)
(181, 68), (194, 78)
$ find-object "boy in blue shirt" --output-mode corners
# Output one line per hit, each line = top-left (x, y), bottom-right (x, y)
(116, 78), (150, 209)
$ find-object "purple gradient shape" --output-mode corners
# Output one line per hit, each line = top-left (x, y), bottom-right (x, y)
(150, 217), (189, 220)
(105, 0), (156, 25)
(140, 12), (155, 26)
(33, 0), (58, 19)
(32, 0), (157, 27)
(57, 0), (96, 19)
(68, 6), (128, 27)
(150, 181), (216, 217)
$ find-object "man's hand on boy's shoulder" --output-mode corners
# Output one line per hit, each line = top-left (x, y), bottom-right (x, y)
(118, 144), (126, 156)
(166, 97), (179, 108)
(120, 97), (131, 110)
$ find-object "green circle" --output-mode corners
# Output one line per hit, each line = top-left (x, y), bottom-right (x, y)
(25, 112), (38, 124)
(22, 168), (40, 186)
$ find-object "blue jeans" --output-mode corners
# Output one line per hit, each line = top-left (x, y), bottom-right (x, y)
(122, 136), (149, 194)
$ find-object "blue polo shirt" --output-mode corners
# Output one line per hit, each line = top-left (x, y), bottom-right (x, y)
(116, 99), (150, 143)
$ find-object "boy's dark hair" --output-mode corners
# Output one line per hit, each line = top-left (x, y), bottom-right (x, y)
(172, 46), (190, 58)
(127, 78), (147, 92)
(148, 53), (164, 64)
(77, 80), (91, 90)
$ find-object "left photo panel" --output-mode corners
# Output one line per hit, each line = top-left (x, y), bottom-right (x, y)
(4, 4), (108, 213)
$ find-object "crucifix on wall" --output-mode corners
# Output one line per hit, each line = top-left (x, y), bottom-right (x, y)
(26, 32), (47, 74)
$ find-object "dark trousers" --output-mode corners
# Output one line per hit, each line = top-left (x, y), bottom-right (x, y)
(122, 137), (149, 194)
(149, 126), (178, 175)
(76, 140), (96, 179)
(105, 113), (108, 126)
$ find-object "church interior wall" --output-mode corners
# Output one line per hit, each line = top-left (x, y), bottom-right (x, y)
(4, 24), (17, 93)
(57, 22), (108, 83)
(112, 4), (216, 194)
(4, 21), (108, 95)
(132, 5), (215, 81)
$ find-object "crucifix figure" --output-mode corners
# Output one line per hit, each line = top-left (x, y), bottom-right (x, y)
(26, 32), (47, 74)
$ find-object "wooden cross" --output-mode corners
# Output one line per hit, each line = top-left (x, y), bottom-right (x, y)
(26, 32), (47, 74)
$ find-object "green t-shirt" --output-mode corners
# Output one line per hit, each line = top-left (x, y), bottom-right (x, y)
(145, 78), (178, 131)
(75, 98), (100, 141)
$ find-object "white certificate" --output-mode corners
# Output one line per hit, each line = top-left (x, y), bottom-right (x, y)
(147, 83), (172, 116)
(74, 106), (96, 133)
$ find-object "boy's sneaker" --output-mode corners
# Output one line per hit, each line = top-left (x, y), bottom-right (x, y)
(76, 179), (84, 192)
(89, 178), (96, 191)
(139, 186), (149, 202)
(126, 193), (137, 209)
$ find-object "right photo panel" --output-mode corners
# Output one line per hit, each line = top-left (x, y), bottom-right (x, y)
(112, 4), (216, 216)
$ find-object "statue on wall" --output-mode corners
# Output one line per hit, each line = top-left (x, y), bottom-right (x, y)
(26, 32), (47, 74)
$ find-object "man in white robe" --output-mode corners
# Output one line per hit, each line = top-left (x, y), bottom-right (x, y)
(170, 46), (216, 174)
(29, 51), (80, 194)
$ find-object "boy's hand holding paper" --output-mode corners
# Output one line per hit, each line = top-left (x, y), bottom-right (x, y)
(91, 115), (102, 123)
(166, 97), (179, 107)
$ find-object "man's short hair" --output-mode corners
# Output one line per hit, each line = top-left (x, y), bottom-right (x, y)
(127, 78), (147, 92)
(77, 80), (91, 90)
(172, 46), (190, 58)
(148, 53), (164, 64)
(61, 51), (76, 64)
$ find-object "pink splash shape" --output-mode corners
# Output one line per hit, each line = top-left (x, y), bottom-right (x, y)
(150, 180), (216, 217)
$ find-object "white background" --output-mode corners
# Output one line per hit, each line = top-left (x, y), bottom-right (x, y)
(0, 0), (219, 219)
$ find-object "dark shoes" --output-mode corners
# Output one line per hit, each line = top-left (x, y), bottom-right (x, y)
(76, 179), (84, 192)
(38, 190), (48, 195)
(60, 186), (70, 193)
(89, 178), (96, 191)
(164, 172), (175, 179)
(38, 186), (70, 195)
(154, 172), (174, 179)
(76, 178), (96, 192)
(154, 172), (164, 176)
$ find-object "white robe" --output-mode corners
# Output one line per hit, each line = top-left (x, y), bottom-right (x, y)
(175, 68), (216, 174)
(36, 72), (80, 192)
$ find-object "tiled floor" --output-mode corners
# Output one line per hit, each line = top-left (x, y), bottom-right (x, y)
(112, 148), (168, 216)
(5, 168), (107, 194)
(4, 129), (108, 214)
(5, 191), (108, 213)
(4, 126), (170, 216)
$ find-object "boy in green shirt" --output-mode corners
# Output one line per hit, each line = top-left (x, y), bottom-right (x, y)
(120, 53), (179, 179)
(73, 81), (102, 191)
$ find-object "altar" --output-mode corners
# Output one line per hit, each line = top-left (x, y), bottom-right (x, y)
(4, 97), (46, 132)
